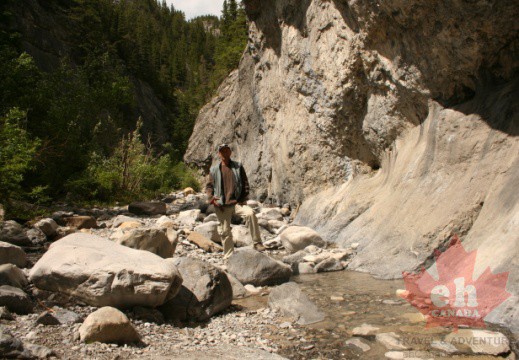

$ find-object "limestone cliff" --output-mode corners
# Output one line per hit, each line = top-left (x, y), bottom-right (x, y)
(186, 0), (519, 332)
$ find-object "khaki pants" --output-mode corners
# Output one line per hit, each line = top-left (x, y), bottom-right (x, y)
(214, 204), (262, 259)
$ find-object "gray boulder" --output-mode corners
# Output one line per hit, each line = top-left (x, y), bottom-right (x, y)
(257, 208), (283, 221)
(36, 307), (82, 325)
(116, 228), (174, 258)
(0, 327), (32, 359)
(79, 306), (140, 344)
(280, 226), (326, 253)
(268, 282), (324, 325)
(128, 201), (166, 216)
(0, 264), (28, 289)
(314, 257), (344, 272)
(0, 221), (30, 247)
(160, 258), (232, 321)
(176, 209), (202, 227)
(26, 228), (46, 245)
(33, 218), (58, 238)
(112, 215), (142, 228)
(225, 272), (248, 299)
(194, 221), (221, 243)
(29, 234), (182, 308)
(231, 225), (252, 247)
(203, 213), (218, 223)
(0, 242), (27, 268)
(227, 248), (292, 286)
(0, 286), (33, 314)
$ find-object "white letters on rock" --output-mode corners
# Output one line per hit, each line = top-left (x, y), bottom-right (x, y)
(29, 234), (182, 307)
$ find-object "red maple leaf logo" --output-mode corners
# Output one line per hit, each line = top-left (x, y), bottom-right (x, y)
(400, 235), (511, 329)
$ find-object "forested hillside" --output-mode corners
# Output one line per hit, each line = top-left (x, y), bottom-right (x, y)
(0, 0), (247, 217)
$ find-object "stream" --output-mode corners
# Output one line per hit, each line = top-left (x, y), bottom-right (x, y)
(237, 270), (518, 359)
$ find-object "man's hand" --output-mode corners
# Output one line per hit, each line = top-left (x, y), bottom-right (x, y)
(210, 196), (221, 207)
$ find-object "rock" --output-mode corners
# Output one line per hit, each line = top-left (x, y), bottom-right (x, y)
(246, 200), (259, 208)
(314, 257), (344, 272)
(133, 306), (165, 324)
(187, 232), (223, 253)
(0, 241), (27, 268)
(0, 285), (33, 314)
(225, 271), (248, 299)
(303, 253), (330, 263)
(53, 226), (75, 240)
(0, 327), (31, 358)
(280, 208), (291, 217)
(112, 215), (142, 228)
(352, 324), (380, 337)
(24, 343), (56, 359)
(280, 226), (325, 253)
(194, 221), (221, 243)
(64, 216), (97, 229)
(177, 209), (202, 226)
(160, 258), (232, 321)
(267, 220), (285, 233)
(0, 221), (31, 247)
(118, 221), (142, 229)
(244, 284), (261, 295)
(36, 307), (82, 325)
(431, 340), (458, 354)
(183, 187), (195, 196)
(376, 332), (409, 350)
(0, 264), (28, 288)
(155, 215), (176, 229)
(26, 228), (46, 245)
(231, 225), (252, 247)
(29, 234), (182, 307)
(268, 282), (325, 325)
(227, 248), (292, 286)
(203, 213), (218, 223)
(263, 237), (282, 249)
(128, 201), (166, 216)
(33, 218), (58, 237)
(350, 243), (359, 250)
(79, 306), (140, 344)
(165, 228), (179, 253)
(282, 250), (309, 266)
(345, 338), (371, 352)
(257, 208), (283, 221)
(330, 249), (354, 261)
(0, 306), (14, 320)
(297, 262), (316, 274)
(444, 329), (510, 355)
(116, 228), (174, 258)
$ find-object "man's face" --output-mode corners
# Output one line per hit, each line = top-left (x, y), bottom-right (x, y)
(218, 147), (232, 162)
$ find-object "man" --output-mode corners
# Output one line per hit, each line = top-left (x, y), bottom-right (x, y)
(206, 144), (266, 258)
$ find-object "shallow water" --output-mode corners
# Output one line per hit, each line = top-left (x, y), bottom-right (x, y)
(237, 270), (518, 359)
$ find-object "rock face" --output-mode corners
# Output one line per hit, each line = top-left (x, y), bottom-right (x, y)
(29, 234), (182, 307)
(160, 258), (232, 321)
(268, 282), (324, 325)
(227, 248), (292, 286)
(185, 0), (519, 332)
(79, 306), (140, 344)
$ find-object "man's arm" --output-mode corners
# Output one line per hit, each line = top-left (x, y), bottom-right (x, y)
(205, 173), (215, 203)
(238, 165), (250, 203)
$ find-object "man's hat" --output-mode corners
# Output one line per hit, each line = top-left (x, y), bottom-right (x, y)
(217, 143), (231, 151)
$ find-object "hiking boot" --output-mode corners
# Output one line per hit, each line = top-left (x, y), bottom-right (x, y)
(253, 243), (266, 252)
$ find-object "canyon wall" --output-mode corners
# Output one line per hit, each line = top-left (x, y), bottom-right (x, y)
(185, 0), (518, 332)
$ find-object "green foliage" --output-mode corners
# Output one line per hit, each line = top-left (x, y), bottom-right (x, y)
(0, 108), (40, 204)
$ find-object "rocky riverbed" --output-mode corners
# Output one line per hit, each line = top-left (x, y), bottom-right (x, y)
(0, 190), (517, 359)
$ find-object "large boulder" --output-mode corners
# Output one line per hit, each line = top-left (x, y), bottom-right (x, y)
(116, 228), (174, 258)
(29, 234), (182, 307)
(128, 201), (167, 216)
(268, 282), (325, 325)
(0, 286), (33, 314)
(194, 221), (221, 243)
(160, 258), (232, 321)
(79, 306), (140, 344)
(0, 242), (27, 268)
(33, 218), (58, 238)
(0, 264), (28, 289)
(0, 221), (30, 247)
(227, 248), (292, 286)
(280, 226), (326, 253)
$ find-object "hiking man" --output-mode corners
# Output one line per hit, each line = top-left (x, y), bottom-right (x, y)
(205, 144), (266, 258)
